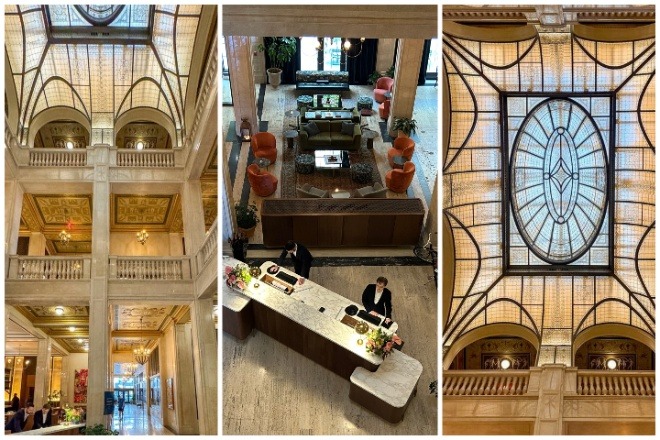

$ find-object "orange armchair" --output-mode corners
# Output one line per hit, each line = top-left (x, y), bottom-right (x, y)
(247, 164), (278, 197)
(373, 77), (394, 103)
(378, 99), (390, 119)
(250, 132), (277, 164)
(387, 136), (415, 167)
(385, 161), (416, 193)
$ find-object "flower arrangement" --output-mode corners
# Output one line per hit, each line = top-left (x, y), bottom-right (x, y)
(63, 404), (85, 424)
(225, 263), (252, 290)
(365, 327), (402, 358)
(47, 390), (61, 404)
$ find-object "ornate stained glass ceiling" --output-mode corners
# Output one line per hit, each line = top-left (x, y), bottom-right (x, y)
(5, 4), (205, 147)
(443, 22), (655, 366)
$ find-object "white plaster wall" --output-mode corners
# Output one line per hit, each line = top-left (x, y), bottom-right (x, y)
(109, 232), (179, 256)
(62, 353), (88, 407)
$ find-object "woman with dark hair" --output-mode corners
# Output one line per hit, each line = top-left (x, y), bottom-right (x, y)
(361, 276), (392, 324)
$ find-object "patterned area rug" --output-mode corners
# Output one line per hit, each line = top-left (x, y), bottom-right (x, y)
(280, 93), (382, 198)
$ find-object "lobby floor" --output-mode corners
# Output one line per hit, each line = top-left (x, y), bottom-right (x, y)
(223, 265), (438, 435)
(111, 403), (174, 435)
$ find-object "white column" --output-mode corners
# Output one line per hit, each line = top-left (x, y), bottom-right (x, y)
(534, 364), (566, 435)
(226, 36), (258, 136)
(34, 337), (52, 407)
(387, 39), (425, 135)
(181, 180), (206, 256)
(86, 144), (111, 426)
(190, 298), (217, 435)
(174, 323), (199, 434)
(28, 232), (47, 256)
(5, 179), (24, 258)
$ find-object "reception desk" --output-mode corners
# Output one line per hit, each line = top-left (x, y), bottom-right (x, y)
(222, 256), (422, 422)
(10, 423), (85, 435)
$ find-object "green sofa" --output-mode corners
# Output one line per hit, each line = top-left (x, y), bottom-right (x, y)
(299, 120), (362, 151)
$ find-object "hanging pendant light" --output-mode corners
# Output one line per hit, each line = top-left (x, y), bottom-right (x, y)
(136, 229), (149, 245)
(133, 316), (151, 365)
(59, 209), (72, 246)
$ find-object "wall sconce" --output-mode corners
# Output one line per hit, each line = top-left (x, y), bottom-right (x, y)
(239, 118), (252, 142)
(65, 141), (74, 150)
(606, 359), (618, 370)
(136, 229), (149, 245)
(136, 141), (144, 150)
(500, 358), (511, 370)
(55, 306), (65, 316)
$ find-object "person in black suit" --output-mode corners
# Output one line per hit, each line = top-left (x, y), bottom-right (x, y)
(362, 276), (393, 323)
(11, 393), (20, 411)
(278, 240), (314, 279)
(33, 404), (52, 429)
(5, 402), (35, 433)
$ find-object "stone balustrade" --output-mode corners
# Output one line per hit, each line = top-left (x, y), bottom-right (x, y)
(197, 219), (218, 269)
(116, 149), (175, 167)
(575, 370), (655, 396)
(29, 149), (88, 166)
(109, 256), (192, 280)
(7, 256), (90, 280)
(443, 370), (531, 396)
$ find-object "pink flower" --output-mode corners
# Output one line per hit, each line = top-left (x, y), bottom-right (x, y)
(225, 266), (233, 275)
(228, 274), (236, 282)
(385, 341), (394, 352)
(392, 335), (402, 345)
(236, 280), (246, 290)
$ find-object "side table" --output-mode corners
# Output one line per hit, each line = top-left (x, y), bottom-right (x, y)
(392, 156), (406, 169)
(362, 129), (378, 149)
(285, 130), (298, 148)
(254, 157), (271, 171)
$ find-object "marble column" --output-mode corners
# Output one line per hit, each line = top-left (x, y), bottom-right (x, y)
(533, 364), (566, 435)
(60, 355), (70, 405)
(34, 337), (52, 406)
(86, 144), (111, 426)
(28, 232), (47, 256)
(190, 298), (217, 435)
(375, 38), (396, 73)
(226, 36), (258, 137)
(5, 179), (24, 258)
(174, 322), (199, 434)
(181, 179), (207, 257)
(387, 39), (425, 135)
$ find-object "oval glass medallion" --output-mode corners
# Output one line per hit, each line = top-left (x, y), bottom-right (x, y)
(510, 99), (608, 264)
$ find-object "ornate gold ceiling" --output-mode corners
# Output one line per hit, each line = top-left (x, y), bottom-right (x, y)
(116, 121), (172, 149)
(15, 306), (90, 353)
(34, 121), (89, 149)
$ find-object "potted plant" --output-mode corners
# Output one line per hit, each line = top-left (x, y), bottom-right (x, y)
(257, 37), (297, 89)
(391, 117), (418, 137)
(81, 424), (119, 435)
(235, 203), (260, 237)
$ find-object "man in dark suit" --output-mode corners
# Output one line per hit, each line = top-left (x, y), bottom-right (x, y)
(11, 393), (20, 411)
(33, 404), (52, 429)
(5, 402), (35, 433)
(278, 240), (314, 279)
(362, 276), (393, 323)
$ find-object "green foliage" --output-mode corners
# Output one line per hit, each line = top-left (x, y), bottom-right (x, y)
(81, 424), (119, 435)
(257, 37), (297, 70)
(368, 65), (395, 84)
(392, 117), (418, 136)
(235, 203), (259, 229)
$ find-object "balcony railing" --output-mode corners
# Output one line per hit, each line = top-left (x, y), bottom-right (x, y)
(576, 370), (655, 396)
(7, 256), (90, 280)
(29, 149), (87, 167)
(197, 220), (218, 269)
(116, 150), (175, 167)
(443, 370), (531, 396)
(109, 256), (192, 280)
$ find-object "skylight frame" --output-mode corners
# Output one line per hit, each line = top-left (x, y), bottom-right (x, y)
(501, 90), (616, 276)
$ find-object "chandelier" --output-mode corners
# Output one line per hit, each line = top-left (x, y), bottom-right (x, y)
(133, 316), (151, 365)
(59, 210), (72, 246)
(136, 229), (149, 245)
(343, 37), (365, 58)
(124, 362), (137, 375)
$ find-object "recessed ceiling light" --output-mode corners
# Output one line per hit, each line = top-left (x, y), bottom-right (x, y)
(69, 326), (76, 332)
(55, 306), (65, 316)
(25, 360), (31, 365)
(78, 339), (83, 343)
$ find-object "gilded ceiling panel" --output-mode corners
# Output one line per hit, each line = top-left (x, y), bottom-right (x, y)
(203, 198), (218, 228)
(114, 195), (173, 225)
(24, 306), (89, 318)
(116, 306), (171, 331)
(33, 195), (93, 226)
(116, 122), (171, 149)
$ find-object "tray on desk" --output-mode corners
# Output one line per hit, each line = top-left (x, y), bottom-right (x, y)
(260, 274), (294, 294)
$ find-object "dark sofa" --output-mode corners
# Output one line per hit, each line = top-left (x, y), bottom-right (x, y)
(296, 70), (350, 92)
(299, 120), (361, 151)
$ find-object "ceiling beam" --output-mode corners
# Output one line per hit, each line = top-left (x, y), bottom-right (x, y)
(111, 330), (162, 338)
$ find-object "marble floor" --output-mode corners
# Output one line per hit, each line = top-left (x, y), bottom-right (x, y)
(223, 83), (439, 246)
(223, 265), (438, 435)
(110, 403), (174, 435)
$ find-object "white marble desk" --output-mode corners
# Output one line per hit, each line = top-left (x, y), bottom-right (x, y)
(11, 423), (86, 435)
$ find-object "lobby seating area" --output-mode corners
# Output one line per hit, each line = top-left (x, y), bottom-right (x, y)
(247, 163), (278, 197)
